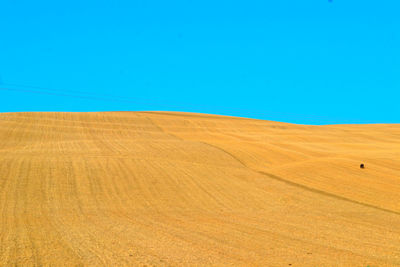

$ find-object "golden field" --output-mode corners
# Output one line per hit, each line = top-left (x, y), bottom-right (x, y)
(0, 111), (399, 266)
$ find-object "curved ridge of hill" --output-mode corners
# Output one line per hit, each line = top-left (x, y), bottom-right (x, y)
(0, 111), (399, 266)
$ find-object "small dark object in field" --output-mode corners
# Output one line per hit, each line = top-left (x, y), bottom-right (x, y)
(360, 164), (365, 169)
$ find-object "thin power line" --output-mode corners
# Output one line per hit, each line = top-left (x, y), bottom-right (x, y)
(1, 83), (342, 124)
(0, 86), (138, 104)
(2, 82), (140, 102)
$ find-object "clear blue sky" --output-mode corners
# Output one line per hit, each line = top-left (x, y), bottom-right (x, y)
(0, 0), (399, 124)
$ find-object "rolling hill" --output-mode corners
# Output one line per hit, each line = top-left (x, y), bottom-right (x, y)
(0, 111), (399, 266)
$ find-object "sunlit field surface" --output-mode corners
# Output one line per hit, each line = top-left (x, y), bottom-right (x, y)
(1, 112), (399, 266)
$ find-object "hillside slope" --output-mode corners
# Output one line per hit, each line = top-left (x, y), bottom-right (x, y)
(0, 111), (399, 266)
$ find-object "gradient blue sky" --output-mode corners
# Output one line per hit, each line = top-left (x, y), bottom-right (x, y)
(1, 0), (399, 124)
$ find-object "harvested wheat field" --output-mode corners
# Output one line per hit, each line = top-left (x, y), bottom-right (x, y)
(0, 111), (400, 266)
